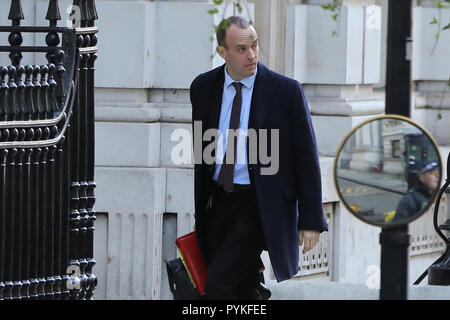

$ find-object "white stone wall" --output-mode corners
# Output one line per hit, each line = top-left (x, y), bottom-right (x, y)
(285, 4), (381, 85)
(282, 0), (448, 290)
(89, 0), (449, 299)
(285, 3), (385, 158)
(90, 0), (257, 300)
(409, 3), (449, 294)
(411, 6), (450, 146)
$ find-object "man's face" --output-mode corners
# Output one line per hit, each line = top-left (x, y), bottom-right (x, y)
(217, 24), (259, 80)
(419, 169), (440, 193)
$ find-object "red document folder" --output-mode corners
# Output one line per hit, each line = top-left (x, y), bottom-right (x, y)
(175, 231), (207, 296)
(175, 231), (266, 296)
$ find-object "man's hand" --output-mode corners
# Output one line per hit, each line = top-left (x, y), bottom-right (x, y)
(299, 230), (320, 254)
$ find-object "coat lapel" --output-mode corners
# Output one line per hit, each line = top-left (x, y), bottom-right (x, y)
(207, 62), (271, 131)
(205, 62), (271, 175)
(248, 62), (271, 131)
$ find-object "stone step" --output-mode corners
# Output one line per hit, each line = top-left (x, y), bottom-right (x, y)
(265, 279), (450, 300)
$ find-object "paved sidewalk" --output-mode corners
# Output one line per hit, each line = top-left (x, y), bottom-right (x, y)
(266, 279), (450, 300)
(337, 168), (407, 195)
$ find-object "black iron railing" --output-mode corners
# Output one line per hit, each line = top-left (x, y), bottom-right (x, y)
(0, 0), (98, 300)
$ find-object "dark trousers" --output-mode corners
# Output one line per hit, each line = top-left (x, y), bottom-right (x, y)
(201, 182), (266, 300)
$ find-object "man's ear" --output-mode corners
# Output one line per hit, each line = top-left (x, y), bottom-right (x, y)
(217, 46), (226, 60)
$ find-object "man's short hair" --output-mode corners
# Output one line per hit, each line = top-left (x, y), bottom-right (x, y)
(216, 16), (251, 48)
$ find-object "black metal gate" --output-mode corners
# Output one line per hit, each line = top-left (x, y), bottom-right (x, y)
(0, 0), (98, 299)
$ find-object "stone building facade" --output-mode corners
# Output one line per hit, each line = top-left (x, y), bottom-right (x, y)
(2, 0), (448, 299)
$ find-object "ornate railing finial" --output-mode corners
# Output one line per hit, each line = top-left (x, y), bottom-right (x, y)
(46, 0), (62, 26)
(8, 0), (24, 66)
(8, 0), (24, 26)
(0, 67), (8, 120)
(88, 0), (98, 21)
(80, 0), (88, 27)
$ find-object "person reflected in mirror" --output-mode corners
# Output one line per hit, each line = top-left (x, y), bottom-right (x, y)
(393, 161), (440, 223)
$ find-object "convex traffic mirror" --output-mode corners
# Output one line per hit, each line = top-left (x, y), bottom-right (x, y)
(334, 115), (442, 227)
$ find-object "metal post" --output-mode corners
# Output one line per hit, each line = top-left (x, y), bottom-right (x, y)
(385, 0), (412, 117)
(380, 0), (413, 300)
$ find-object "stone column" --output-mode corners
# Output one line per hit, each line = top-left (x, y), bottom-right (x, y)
(247, 0), (296, 73)
(411, 0), (450, 147)
(411, 2), (450, 233)
(285, 0), (385, 157)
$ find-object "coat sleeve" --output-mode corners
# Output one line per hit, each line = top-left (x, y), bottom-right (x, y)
(393, 193), (416, 223)
(190, 76), (200, 122)
(288, 80), (328, 232)
(190, 76), (203, 220)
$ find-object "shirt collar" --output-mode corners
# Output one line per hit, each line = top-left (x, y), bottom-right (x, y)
(224, 65), (258, 90)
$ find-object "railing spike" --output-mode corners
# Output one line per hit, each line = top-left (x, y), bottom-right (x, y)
(0, 67), (8, 119)
(8, 0), (25, 23)
(85, 0), (98, 27)
(80, 0), (88, 25)
(46, 0), (62, 23)
(84, 0), (92, 22)
(89, 0), (98, 21)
